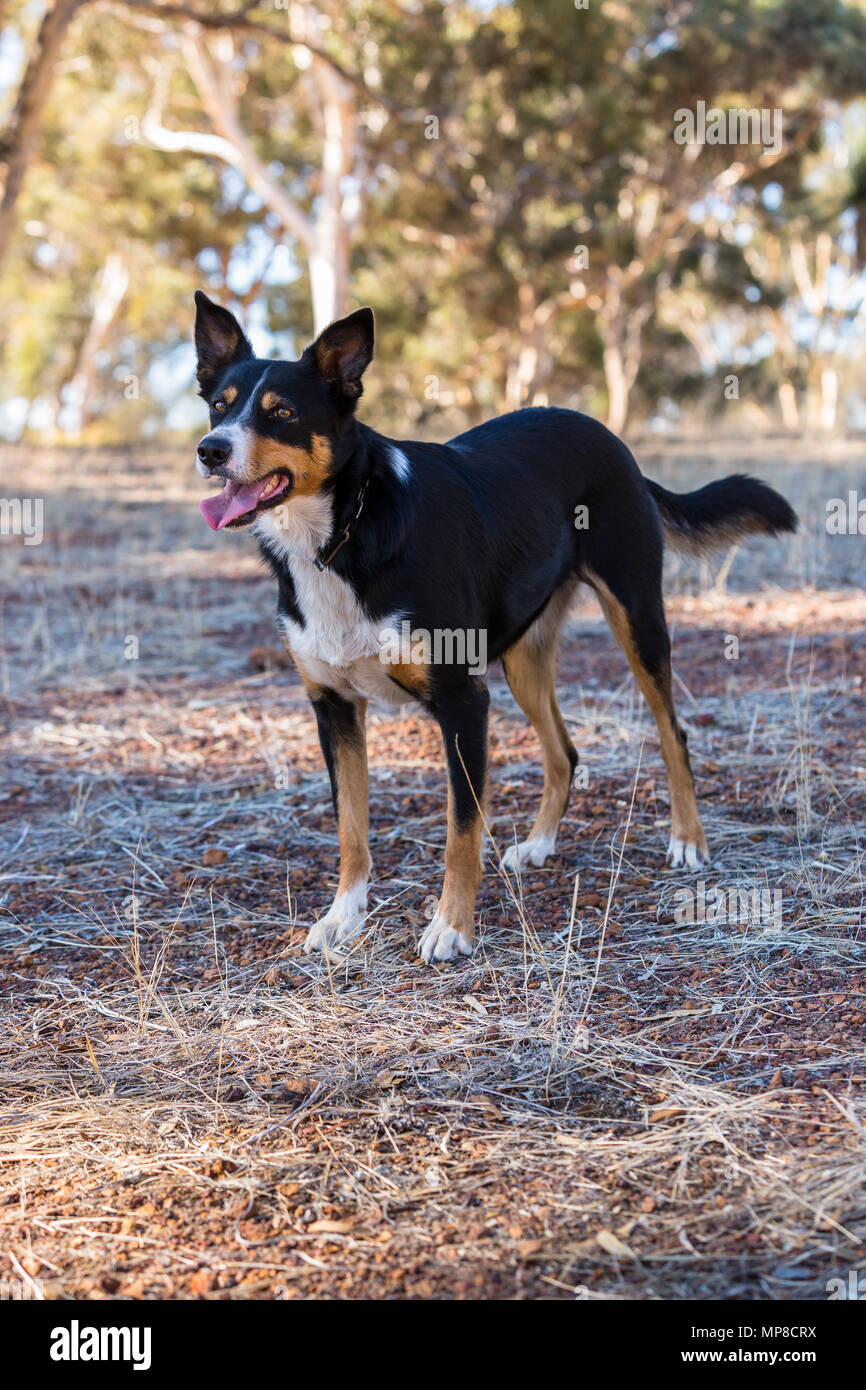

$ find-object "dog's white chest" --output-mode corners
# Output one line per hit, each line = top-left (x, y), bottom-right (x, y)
(278, 567), (382, 668)
(255, 501), (409, 706)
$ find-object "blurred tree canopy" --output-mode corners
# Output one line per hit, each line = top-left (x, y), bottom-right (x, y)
(1, 0), (866, 443)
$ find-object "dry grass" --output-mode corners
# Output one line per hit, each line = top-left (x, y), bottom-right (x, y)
(0, 440), (864, 1300)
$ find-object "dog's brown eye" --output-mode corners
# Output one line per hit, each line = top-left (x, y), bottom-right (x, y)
(275, 406), (296, 420)
(213, 400), (227, 413)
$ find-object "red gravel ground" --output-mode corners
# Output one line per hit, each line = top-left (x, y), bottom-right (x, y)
(0, 442), (864, 1300)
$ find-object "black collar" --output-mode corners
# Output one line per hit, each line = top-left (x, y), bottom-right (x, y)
(314, 476), (370, 571)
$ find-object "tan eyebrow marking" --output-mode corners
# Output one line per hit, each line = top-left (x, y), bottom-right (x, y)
(222, 384), (238, 405)
(261, 390), (284, 411)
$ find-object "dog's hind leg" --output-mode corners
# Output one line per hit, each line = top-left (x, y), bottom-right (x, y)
(501, 587), (578, 872)
(303, 687), (372, 953)
(588, 574), (709, 869)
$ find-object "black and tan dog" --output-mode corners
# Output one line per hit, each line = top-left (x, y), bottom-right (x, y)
(193, 292), (797, 963)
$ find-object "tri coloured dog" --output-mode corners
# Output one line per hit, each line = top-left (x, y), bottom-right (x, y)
(193, 292), (797, 964)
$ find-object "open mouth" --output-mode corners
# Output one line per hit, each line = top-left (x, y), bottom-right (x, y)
(200, 472), (292, 530)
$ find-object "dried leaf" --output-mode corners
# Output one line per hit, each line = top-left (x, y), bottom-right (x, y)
(596, 1228), (635, 1260)
(649, 1105), (686, 1123)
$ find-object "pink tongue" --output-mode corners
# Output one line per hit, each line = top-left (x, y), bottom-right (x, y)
(200, 477), (274, 530)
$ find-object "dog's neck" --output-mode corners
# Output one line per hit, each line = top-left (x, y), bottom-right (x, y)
(255, 424), (413, 575)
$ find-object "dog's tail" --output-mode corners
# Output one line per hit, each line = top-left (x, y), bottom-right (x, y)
(647, 474), (798, 556)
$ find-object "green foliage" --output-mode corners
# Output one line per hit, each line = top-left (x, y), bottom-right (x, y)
(1, 0), (866, 439)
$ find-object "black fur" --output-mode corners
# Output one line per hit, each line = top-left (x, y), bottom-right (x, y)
(433, 679), (490, 830)
(647, 474), (798, 553)
(254, 408), (796, 681)
(311, 688), (365, 818)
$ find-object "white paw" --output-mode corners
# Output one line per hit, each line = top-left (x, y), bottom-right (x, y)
(418, 912), (473, 965)
(304, 882), (368, 954)
(666, 836), (710, 870)
(503, 834), (556, 871)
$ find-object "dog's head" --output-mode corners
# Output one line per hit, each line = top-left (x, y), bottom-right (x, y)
(193, 292), (374, 530)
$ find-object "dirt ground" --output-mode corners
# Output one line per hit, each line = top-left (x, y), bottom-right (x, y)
(0, 438), (864, 1300)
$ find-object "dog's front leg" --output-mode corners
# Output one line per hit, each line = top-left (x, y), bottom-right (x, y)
(419, 678), (490, 964)
(304, 689), (371, 954)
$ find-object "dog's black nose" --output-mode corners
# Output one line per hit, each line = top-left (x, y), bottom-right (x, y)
(197, 435), (231, 470)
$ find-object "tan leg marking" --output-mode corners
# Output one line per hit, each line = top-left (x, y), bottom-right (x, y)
(332, 698), (371, 895)
(501, 589), (577, 869)
(294, 674), (372, 954)
(384, 659), (430, 700)
(419, 784), (484, 963)
(589, 575), (708, 865)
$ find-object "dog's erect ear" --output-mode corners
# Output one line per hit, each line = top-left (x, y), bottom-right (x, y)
(310, 308), (374, 400)
(194, 290), (254, 390)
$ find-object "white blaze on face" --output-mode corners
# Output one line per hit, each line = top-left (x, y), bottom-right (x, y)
(197, 379), (267, 482)
(211, 386), (264, 482)
(213, 421), (254, 479)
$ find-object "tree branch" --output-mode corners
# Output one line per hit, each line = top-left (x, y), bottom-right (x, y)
(154, 28), (316, 248)
(109, 0), (395, 109)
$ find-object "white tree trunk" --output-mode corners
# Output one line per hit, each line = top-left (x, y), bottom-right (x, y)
(819, 366), (838, 434)
(62, 253), (129, 436)
(147, 26), (360, 335)
(308, 251), (339, 333)
(778, 379), (801, 431)
(304, 10), (357, 328)
(603, 344), (629, 435)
